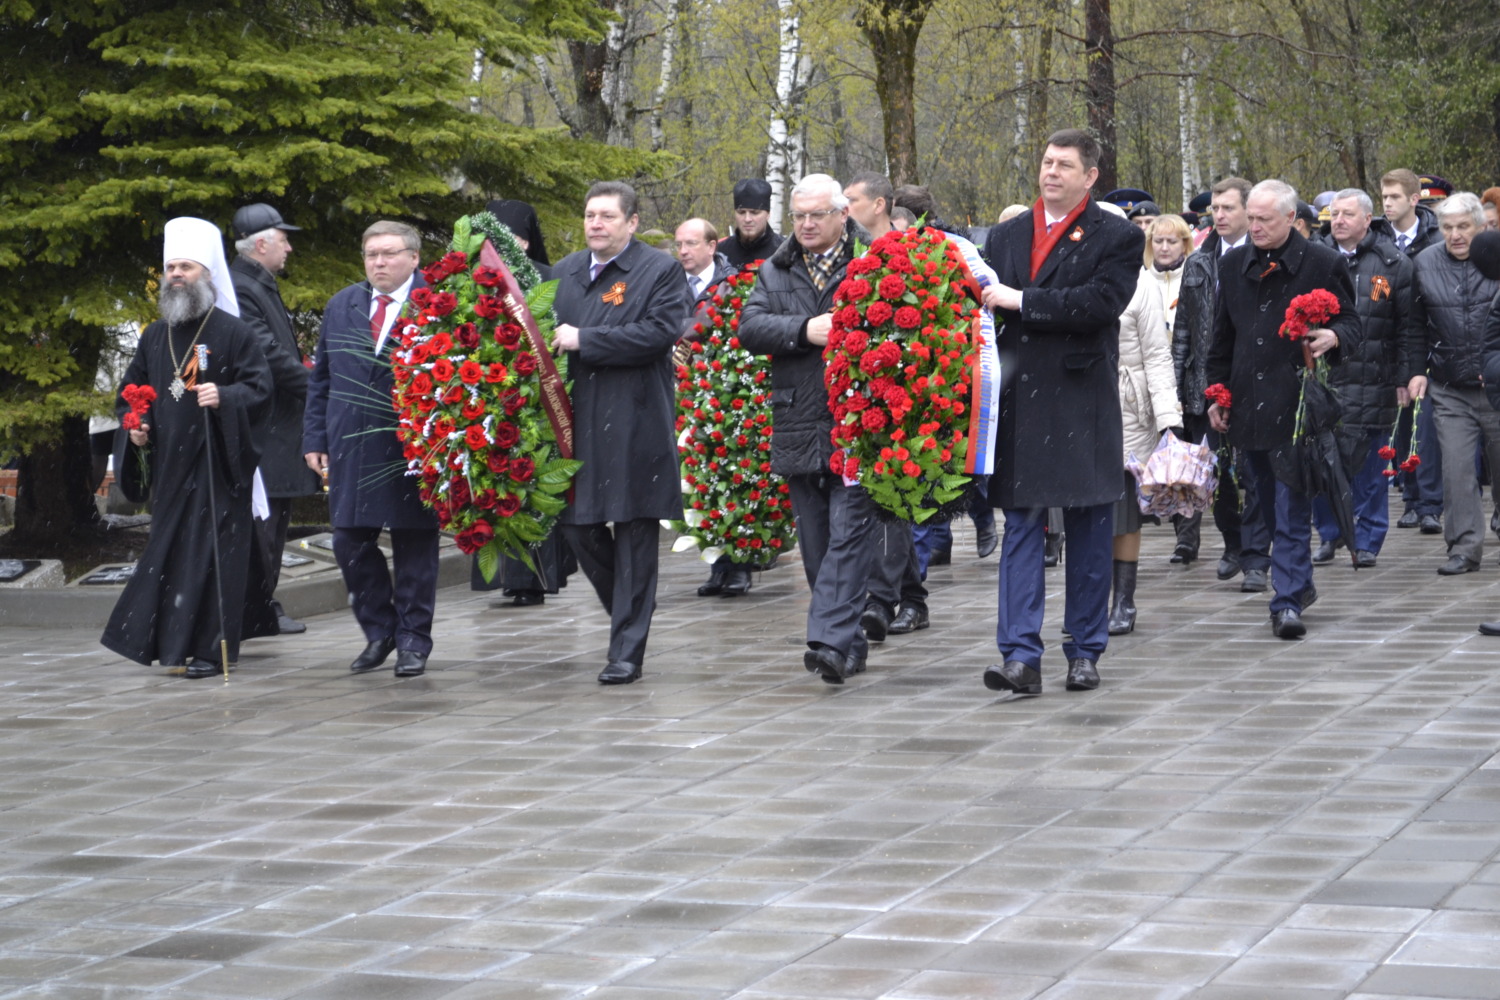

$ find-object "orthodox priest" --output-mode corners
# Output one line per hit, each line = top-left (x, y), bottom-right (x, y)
(101, 217), (276, 678)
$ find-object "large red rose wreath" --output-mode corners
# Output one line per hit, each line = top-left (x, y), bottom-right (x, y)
(671, 264), (797, 564)
(391, 214), (581, 581)
(825, 229), (983, 522)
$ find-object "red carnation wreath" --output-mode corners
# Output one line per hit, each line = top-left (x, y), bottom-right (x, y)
(390, 215), (581, 581)
(824, 229), (984, 522)
(671, 264), (798, 563)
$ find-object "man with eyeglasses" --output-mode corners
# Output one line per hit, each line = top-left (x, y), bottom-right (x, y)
(740, 173), (875, 685)
(305, 220), (440, 678)
(552, 181), (693, 685)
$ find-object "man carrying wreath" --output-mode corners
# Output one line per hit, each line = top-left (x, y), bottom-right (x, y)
(1206, 180), (1359, 638)
(979, 129), (1143, 697)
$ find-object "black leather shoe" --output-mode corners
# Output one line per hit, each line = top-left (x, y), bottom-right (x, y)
(184, 658), (220, 679)
(277, 614), (307, 635)
(1216, 555), (1241, 580)
(931, 545), (952, 566)
(1240, 568), (1269, 592)
(1065, 658), (1100, 691)
(975, 526), (999, 559)
(509, 590), (545, 607)
(1420, 514), (1442, 534)
(350, 636), (396, 673)
(803, 645), (848, 685)
(887, 604), (929, 634)
(1312, 539), (1340, 564)
(1355, 550), (1377, 568)
(1479, 621), (1500, 636)
(983, 660), (1041, 695)
(1397, 509), (1419, 529)
(860, 603), (891, 642)
(1438, 554), (1478, 576)
(846, 653), (867, 676)
(1169, 544), (1198, 565)
(1271, 608), (1306, 639)
(598, 661), (642, 685)
(696, 564), (726, 597)
(1491, 508), (1499, 539)
(394, 650), (427, 678)
(1042, 534), (1063, 567)
(721, 565), (753, 597)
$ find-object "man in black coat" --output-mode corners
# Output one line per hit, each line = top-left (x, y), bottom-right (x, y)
(229, 203), (321, 634)
(304, 220), (438, 678)
(1170, 176), (1271, 585)
(1310, 190), (1414, 568)
(739, 173), (875, 685)
(979, 129), (1143, 698)
(718, 179), (783, 269)
(553, 181), (692, 685)
(1207, 180), (1359, 639)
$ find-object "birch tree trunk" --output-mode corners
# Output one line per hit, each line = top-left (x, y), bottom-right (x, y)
(1011, 16), (1029, 181)
(648, 0), (685, 152)
(1177, 28), (1201, 209)
(766, 0), (802, 226)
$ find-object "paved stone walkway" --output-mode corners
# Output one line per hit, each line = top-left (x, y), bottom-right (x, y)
(3, 504), (1500, 999)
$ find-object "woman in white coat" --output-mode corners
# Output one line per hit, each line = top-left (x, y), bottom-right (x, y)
(1109, 214), (1189, 634)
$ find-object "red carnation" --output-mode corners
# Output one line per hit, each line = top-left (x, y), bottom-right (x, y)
(894, 306), (922, 329)
(834, 305), (860, 328)
(866, 301), (894, 326)
(843, 278), (873, 300)
(121, 412), (141, 430)
(887, 253), (914, 273)
(1401, 455), (1422, 471)
(829, 449), (846, 475)
(493, 421), (520, 448)
(1378, 445), (1397, 460)
(877, 274), (908, 300)
(474, 295), (506, 319)
(902, 459), (922, 477)
(843, 330), (869, 354)
(861, 408), (888, 432)
(1204, 383), (1232, 409)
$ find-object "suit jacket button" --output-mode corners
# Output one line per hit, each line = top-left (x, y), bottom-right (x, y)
(1020, 374), (1029, 383)
(1256, 337), (1264, 345)
(1020, 335), (1029, 343)
(1256, 372), (1265, 380)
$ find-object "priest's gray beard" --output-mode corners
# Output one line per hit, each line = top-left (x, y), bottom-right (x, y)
(159, 277), (217, 326)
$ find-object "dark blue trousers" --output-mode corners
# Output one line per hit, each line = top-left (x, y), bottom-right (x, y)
(1407, 397), (1444, 516)
(333, 526), (439, 655)
(996, 503), (1112, 667)
(1243, 451), (1313, 614)
(1314, 430), (1390, 554)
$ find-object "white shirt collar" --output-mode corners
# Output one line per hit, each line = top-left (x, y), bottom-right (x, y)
(1220, 233), (1248, 255)
(692, 262), (715, 289)
(372, 273), (415, 355)
(1398, 220), (1420, 242)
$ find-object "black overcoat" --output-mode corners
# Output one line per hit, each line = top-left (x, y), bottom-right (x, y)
(554, 238), (691, 523)
(102, 309), (277, 666)
(303, 277), (437, 530)
(980, 200), (1143, 509)
(230, 255), (321, 497)
(1205, 231), (1361, 451)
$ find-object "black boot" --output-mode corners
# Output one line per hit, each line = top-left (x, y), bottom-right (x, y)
(1107, 560), (1137, 635)
(1171, 510), (1201, 564)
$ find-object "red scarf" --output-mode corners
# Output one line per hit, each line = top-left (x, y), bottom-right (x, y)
(1029, 196), (1091, 281)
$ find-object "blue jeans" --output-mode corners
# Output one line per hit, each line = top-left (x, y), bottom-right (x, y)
(1314, 430), (1391, 555)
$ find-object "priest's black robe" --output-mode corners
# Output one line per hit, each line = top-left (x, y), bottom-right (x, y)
(101, 308), (277, 667)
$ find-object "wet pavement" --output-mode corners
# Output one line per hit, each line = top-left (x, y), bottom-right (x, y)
(3, 503), (1500, 999)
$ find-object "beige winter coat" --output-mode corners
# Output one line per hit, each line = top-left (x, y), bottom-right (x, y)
(1119, 266), (1183, 464)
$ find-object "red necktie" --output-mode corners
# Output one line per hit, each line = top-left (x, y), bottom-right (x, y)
(370, 294), (393, 344)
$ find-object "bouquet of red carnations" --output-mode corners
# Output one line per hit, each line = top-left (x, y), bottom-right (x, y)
(390, 214), (580, 581)
(824, 229), (983, 522)
(671, 264), (798, 564)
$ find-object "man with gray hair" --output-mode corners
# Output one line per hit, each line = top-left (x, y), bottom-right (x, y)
(1206, 179), (1359, 638)
(229, 204), (320, 634)
(1309, 188), (1415, 567)
(1404, 192), (1500, 575)
(740, 173), (875, 684)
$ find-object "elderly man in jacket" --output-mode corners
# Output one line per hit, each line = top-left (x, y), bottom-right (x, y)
(1405, 192), (1500, 575)
(1310, 190), (1415, 568)
(739, 173), (875, 685)
(229, 203), (320, 634)
(553, 181), (692, 685)
(1207, 180), (1359, 639)
(979, 129), (1144, 696)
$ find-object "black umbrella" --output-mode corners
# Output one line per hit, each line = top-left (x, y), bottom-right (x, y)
(1271, 344), (1360, 568)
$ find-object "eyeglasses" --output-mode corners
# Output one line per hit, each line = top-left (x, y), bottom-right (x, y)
(363, 249), (416, 261)
(790, 209), (841, 224)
